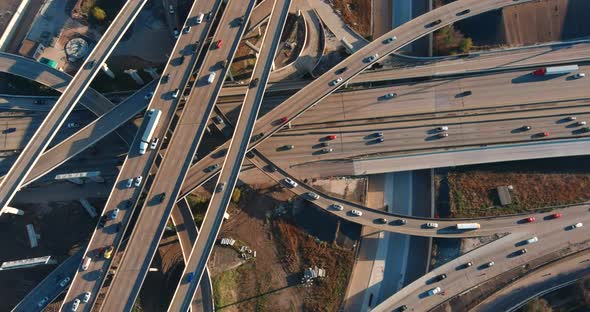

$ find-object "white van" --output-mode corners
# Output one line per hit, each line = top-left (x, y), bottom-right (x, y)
(207, 72), (216, 84)
(525, 236), (539, 244)
(82, 256), (91, 271)
(196, 13), (204, 24)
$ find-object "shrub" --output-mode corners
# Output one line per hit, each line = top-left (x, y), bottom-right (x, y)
(91, 6), (107, 22)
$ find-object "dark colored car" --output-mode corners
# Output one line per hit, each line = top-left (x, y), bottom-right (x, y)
(98, 216), (107, 228)
(336, 66), (348, 74)
(161, 74), (169, 83)
(156, 192), (166, 203)
(397, 305), (408, 312)
(205, 164), (220, 172)
(249, 78), (259, 88)
(3, 127), (16, 134)
(376, 218), (388, 224)
(425, 19), (442, 28)
(187, 272), (195, 282)
(397, 219), (407, 225)
(213, 116), (224, 124)
(456, 9), (471, 16)
(457, 90), (472, 97)
(435, 273), (447, 281)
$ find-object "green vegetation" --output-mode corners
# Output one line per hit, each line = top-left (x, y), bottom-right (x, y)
(79, 0), (96, 16)
(186, 194), (209, 226)
(91, 6), (107, 23)
(131, 298), (144, 312)
(433, 25), (474, 56)
(212, 268), (240, 309)
(231, 188), (241, 204)
(459, 38), (474, 53)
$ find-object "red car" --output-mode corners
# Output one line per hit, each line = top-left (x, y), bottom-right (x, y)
(540, 132), (550, 137)
(215, 40), (222, 49)
(326, 135), (337, 140)
(523, 217), (536, 223)
(280, 116), (288, 123)
(550, 213), (562, 219)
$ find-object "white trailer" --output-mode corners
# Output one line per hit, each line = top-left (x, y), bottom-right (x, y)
(139, 109), (162, 154)
(456, 223), (481, 230)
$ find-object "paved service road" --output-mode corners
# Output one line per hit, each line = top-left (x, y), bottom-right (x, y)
(99, 1), (255, 310)
(59, 0), (222, 310)
(167, 0), (289, 310)
(0, 0), (147, 214)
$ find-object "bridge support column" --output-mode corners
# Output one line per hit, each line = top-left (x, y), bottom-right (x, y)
(101, 63), (115, 79)
(144, 67), (159, 79)
(124, 69), (144, 85)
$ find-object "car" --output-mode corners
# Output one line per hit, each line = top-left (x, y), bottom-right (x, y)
(4, 127), (16, 134)
(124, 178), (133, 188)
(169, 4), (175, 14)
(397, 219), (407, 225)
(266, 164), (277, 172)
(87, 60), (96, 68)
(161, 74), (169, 83)
(326, 135), (337, 140)
(374, 131), (384, 137)
(436, 126), (449, 132)
(426, 222), (439, 228)
(518, 248), (527, 255)
(322, 148), (333, 153)
(150, 137), (159, 149)
(206, 164), (220, 172)
(213, 116), (224, 124)
(565, 116), (577, 121)
(251, 132), (264, 142)
(575, 121), (587, 126)
(437, 132), (449, 138)
(397, 305), (408, 312)
(216, 182), (225, 192)
(215, 40), (223, 49)
(375, 137), (384, 143)
(539, 131), (550, 137)
(384, 92), (397, 99)
(279, 116), (289, 123)
(525, 237), (539, 244)
(59, 277), (71, 287)
(207, 72), (216, 84)
(103, 246), (114, 259)
(134, 176), (143, 187)
(249, 78), (259, 88)
(37, 296), (49, 307)
(384, 36), (397, 43)
(376, 218), (388, 224)
(196, 13), (204, 23)
(484, 261), (495, 268)
(71, 299), (80, 311)
(98, 215), (107, 228)
(520, 125), (532, 131)
(320, 142), (330, 147)
(183, 25), (191, 34)
(330, 77), (343, 86)
(574, 73), (586, 79)
(144, 91), (154, 100)
(456, 9), (471, 16)
(457, 90), (472, 97)
(523, 217), (536, 223)
(172, 88), (179, 98)
(331, 204), (344, 211)
(283, 144), (294, 150)
(283, 178), (298, 188)
(235, 16), (244, 26)
(220, 59), (229, 68)
(336, 66), (348, 74)
(435, 273), (447, 281)
(307, 192), (320, 200)
(571, 222), (583, 229)
(351, 210), (363, 216)
(462, 261), (473, 269)
(173, 28), (179, 39)
(82, 291), (91, 303)
(205, 12), (212, 21)
(110, 208), (120, 220)
(550, 213), (562, 219)
(365, 54), (378, 63)
(95, 247), (104, 258)
(67, 122), (79, 128)
(187, 272), (195, 282)
(427, 287), (441, 296)
(426, 19), (442, 28)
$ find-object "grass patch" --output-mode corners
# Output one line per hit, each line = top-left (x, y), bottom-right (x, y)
(212, 267), (241, 309)
(186, 193), (209, 226)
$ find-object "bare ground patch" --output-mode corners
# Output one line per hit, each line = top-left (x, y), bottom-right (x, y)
(331, 0), (372, 38)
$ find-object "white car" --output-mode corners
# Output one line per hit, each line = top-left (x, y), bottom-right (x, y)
(574, 73), (586, 79)
(59, 277), (71, 287)
(331, 204), (344, 211)
(571, 222), (583, 229)
(427, 287), (441, 296)
(82, 292), (91, 303)
(484, 261), (495, 268)
(351, 210), (363, 216)
(283, 178), (298, 188)
(196, 13), (204, 24)
(150, 138), (159, 149)
(436, 126), (449, 132)
(426, 222), (439, 228)
(134, 176), (143, 187)
(124, 178), (133, 188)
(384, 93), (397, 99)
(525, 236), (539, 244)
(330, 77), (343, 86)
(71, 299), (80, 311)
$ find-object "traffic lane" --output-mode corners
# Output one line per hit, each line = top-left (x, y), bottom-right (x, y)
(0, 0), (147, 220)
(99, 0), (250, 309)
(60, 0), (223, 309)
(373, 216), (590, 312)
(168, 0), (287, 309)
(257, 110), (590, 165)
(473, 250), (590, 312)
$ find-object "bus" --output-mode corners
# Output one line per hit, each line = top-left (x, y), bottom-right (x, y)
(139, 109), (162, 154)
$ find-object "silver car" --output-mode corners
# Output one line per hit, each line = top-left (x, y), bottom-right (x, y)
(306, 192), (319, 200)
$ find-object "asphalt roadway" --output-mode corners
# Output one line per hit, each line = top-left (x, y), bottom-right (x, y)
(167, 0), (290, 309)
(372, 212), (590, 312)
(0, 0), (148, 214)
(59, 0), (223, 309)
(99, 1), (256, 310)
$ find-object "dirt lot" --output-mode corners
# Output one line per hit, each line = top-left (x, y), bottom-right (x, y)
(274, 14), (304, 71)
(331, 0), (371, 38)
(436, 156), (590, 218)
(0, 199), (103, 310)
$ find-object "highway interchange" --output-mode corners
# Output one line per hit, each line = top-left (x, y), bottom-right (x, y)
(4, 0), (590, 311)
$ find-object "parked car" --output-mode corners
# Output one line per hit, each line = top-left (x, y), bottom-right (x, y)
(461, 261), (473, 269)
(216, 182), (225, 193)
(124, 178), (133, 188)
(351, 210), (363, 216)
(565, 116), (577, 121)
(575, 121), (587, 126)
(456, 9), (471, 16)
(520, 125), (532, 131)
(280, 116), (289, 123)
(518, 248), (527, 255)
(336, 66), (348, 74)
(98, 215), (107, 228)
(539, 131), (550, 137)
(374, 131), (384, 137)
(4, 127), (16, 134)
(213, 116), (224, 124)
(187, 272), (195, 282)
(183, 25), (191, 34)
(397, 305), (408, 312)
(283, 144), (294, 150)
(375, 137), (384, 143)
(206, 164), (219, 172)
(249, 78), (259, 88)
(196, 13), (204, 24)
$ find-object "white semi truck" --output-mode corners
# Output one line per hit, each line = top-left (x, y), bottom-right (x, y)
(139, 109), (162, 154)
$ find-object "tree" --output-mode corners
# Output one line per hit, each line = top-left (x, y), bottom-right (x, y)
(231, 188), (241, 204)
(91, 6), (107, 22)
(523, 298), (553, 312)
(459, 38), (474, 53)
